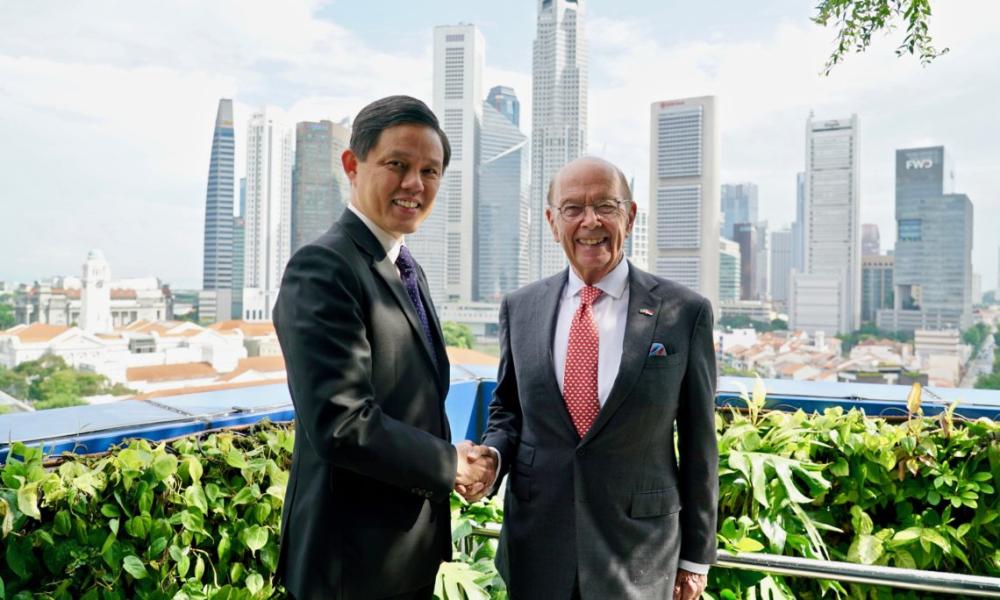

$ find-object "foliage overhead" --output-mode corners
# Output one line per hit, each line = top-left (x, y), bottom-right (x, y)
(442, 321), (475, 350)
(814, 0), (949, 75)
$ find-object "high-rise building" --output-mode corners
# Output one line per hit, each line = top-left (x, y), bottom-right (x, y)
(733, 223), (755, 300)
(231, 216), (245, 319)
(531, 0), (588, 280)
(648, 96), (720, 311)
(81, 249), (112, 334)
(486, 85), (520, 127)
(412, 24), (485, 304)
(862, 254), (894, 323)
(770, 228), (793, 305)
(243, 107), (294, 321)
(201, 99), (235, 322)
(877, 146), (973, 331)
(862, 223), (881, 256)
(239, 177), (246, 218)
(754, 221), (770, 300)
(475, 99), (529, 302)
(790, 114), (861, 334)
(791, 172), (806, 272)
(719, 238), (741, 302)
(291, 120), (350, 252)
(720, 183), (758, 240)
(625, 205), (648, 271)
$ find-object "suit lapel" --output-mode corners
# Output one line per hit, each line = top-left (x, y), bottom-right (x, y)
(416, 267), (450, 393)
(581, 265), (661, 446)
(340, 211), (440, 375)
(536, 270), (580, 438)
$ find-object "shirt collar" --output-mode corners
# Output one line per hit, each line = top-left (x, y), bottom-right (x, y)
(565, 257), (630, 301)
(348, 203), (404, 264)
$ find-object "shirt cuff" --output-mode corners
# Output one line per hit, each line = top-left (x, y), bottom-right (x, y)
(487, 446), (502, 493)
(678, 560), (710, 575)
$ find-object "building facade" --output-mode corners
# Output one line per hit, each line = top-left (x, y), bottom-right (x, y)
(770, 228), (793, 305)
(625, 205), (648, 271)
(720, 183), (758, 240)
(243, 107), (294, 321)
(862, 254), (894, 323)
(791, 171), (806, 273)
(862, 223), (881, 256)
(201, 99), (235, 323)
(877, 146), (973, 331)
(790, 114), (861, 334)
(475, 99), (530, 302)
(719, 238), (741, 302)
(733, 223), (756, 300)
(648, 96), (720, 312)
(486, 85), (520, 127)
(531, 0), (588, 280)
(291, 120), (350, 252)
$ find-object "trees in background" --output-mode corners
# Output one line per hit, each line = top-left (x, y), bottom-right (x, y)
(0, 355), (134, 409)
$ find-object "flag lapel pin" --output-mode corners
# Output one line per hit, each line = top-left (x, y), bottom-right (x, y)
(639, 308), (654, 316)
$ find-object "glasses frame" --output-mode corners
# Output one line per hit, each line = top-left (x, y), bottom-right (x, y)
(553, 199), (628, 221)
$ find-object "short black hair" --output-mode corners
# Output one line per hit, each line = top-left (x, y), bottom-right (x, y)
(349, 95), (451, 170)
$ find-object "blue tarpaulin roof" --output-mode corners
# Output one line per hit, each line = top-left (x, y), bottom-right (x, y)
(3, 371), (1000, 463)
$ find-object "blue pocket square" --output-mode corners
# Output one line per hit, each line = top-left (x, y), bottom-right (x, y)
(648, 342), (667, 357)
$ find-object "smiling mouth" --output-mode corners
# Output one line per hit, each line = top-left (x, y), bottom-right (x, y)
(576, 237), (608, 246)
(392, 198), (420, 209)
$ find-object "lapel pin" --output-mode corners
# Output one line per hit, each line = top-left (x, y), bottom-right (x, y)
(639, 308), (654, 316)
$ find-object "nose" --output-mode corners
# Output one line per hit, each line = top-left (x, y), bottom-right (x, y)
(579, 205), (601, 228)
(401, 167), (424, 194)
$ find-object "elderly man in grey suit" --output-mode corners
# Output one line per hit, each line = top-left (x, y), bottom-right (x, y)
(470, 156), (718, 599)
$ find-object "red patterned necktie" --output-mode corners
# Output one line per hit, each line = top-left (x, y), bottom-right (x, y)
(563, 285), (602, 437)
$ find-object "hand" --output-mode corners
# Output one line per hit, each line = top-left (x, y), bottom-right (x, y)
(673, 569), (707, 600)
(454, 441), (497, 502)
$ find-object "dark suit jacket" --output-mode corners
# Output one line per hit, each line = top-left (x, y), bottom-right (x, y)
(482, 263), (719, 599)
(273, 209), (456, 600)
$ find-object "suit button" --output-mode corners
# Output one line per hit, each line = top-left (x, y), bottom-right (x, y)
(576, 449), (586, 457)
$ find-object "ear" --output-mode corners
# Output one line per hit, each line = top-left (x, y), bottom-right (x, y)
(546, 206), (560, 241)
(342, 149), (359, 186)
(625, 201), (638, 236)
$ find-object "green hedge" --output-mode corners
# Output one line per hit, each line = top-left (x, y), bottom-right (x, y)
(3, 384), (1000, 599)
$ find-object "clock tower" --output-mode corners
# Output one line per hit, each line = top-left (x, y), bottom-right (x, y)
(81, 249), (112, 333)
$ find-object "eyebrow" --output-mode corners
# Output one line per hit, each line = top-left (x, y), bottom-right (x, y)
(381, 150), (443, 169)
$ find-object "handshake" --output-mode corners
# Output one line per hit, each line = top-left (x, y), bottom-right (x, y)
(454, 440), (498, 502)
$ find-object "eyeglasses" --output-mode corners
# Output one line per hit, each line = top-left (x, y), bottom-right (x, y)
(554, 199), (627, 220)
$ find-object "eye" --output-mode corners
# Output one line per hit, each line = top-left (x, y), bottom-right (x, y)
(422, 167), (440, 178)
(385, 160), (404, 170)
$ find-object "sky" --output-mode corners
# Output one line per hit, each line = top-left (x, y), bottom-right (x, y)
(1, 0), (997, 291)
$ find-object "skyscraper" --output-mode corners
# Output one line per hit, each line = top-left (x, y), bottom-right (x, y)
(625, 205), (648, 271)
(476, 99), (529, 302)
(719, 238), (741, 302)
(231, 216), (245, 319)
(770, 228), (793, 305)
(291, 120), (350, 252)
(862, 223), (881, 256)
(531, 0), (588, 280)
(720, 183), (758, 240)
(862, 254), (893, 323)
(649, 96), (721, 311)
(201, 99), (235, 322)
(733, 223), (756, 300)
(412, 24), (485, 304)
(486, 85), (520, 127)
(877, 146), (973, 331)
(243, 107), (294, 321)
(754, 221), (770, 300)
(791, 172), (806, 272)
(790, 114), (860, 334)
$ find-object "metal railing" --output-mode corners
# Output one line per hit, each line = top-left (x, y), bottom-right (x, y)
(470, 527), (1000, 597)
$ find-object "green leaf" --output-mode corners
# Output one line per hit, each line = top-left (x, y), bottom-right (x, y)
(53, 510), (72, 535)
(152, 453), (178, 481)
(184, 484), (209, 515)
(180, 510), (206, 534)
(848, 534), (884, 565)
(122, 555), (149, 580)
(893, 549), (917, 569)
(734, 537), (766, 553)
(6, 539), (30, 578)
(100, 503), (120, 518)
(194, 555), (205, 581)
(218, 533), (232, 563)
(16, 483), (41, 520)
(225, 450), (249, 470)
(245, 572), (264, 595)
(186, 456), (204, 484)
(241, 525), (268, 554)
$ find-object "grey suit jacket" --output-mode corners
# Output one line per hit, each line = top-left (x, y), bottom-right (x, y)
(482, 263), (719, 599)
(273, 210), (456, 600)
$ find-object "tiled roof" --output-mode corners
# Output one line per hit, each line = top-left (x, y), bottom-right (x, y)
(133, 379), (288, 400)
(209, 320), (276, 338)
(3, 323), (70, 343)
(126, 362), (218, 382)
(216, 356), (286, 382)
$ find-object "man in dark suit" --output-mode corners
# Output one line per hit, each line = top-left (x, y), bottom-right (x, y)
(274, 95), (495, 600)
(477, 156), (718, 599)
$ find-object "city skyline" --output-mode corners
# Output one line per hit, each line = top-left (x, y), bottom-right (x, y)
(1, 1), (998, 291)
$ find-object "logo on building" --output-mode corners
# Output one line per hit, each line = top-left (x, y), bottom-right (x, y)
(905, 158), (934, 170)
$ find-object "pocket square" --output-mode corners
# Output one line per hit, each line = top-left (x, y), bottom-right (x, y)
(648, 342), (667, 357)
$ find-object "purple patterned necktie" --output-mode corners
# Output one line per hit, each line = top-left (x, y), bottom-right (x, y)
(396, 245), (438, 369)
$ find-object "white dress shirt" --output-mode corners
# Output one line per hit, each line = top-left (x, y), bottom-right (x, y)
(348, 203), (403, 274)
(490, 257), (709, 576)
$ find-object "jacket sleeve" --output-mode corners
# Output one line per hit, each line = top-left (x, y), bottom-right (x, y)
(482, 295), (521, 479)
(273, 244), (457, 501)
(676, 298), (720, 565)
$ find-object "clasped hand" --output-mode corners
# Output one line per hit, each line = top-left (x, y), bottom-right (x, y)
(454, 440), (497, 502)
